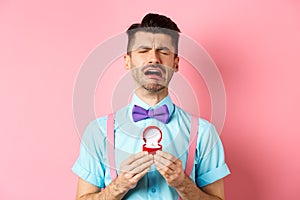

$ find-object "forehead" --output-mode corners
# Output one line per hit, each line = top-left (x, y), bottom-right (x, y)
(131, 31), (175, 52)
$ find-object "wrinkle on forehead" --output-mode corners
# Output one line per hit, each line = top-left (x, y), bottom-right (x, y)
(130, 32), (175, 53)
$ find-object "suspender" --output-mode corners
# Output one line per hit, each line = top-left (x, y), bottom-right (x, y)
(185, 116), (198, 177)
(107, 113), (117, 180)
(106, 113), (198, 199)
(177, 116), (198, 200)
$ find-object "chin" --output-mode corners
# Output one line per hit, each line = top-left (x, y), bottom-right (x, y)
(143, 84), (166, 93)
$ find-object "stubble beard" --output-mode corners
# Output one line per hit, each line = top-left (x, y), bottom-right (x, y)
(142, 83), (166, 93)
(133, 74), (167, 93)
(132, 64), (173, 93)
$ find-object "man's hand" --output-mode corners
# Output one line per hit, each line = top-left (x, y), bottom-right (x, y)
(76, 151), (154, 200)
(153, 151), (225, 200)
(153, 150), (185, 188)
(115, 151), (154, 193)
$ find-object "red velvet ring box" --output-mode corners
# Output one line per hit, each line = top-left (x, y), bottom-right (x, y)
(142, 126), (162, 154)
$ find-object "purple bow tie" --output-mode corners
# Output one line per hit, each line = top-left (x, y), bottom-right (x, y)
(132, 104), (170, 124)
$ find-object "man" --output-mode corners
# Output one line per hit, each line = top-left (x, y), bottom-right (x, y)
(72, 13), (230, 200)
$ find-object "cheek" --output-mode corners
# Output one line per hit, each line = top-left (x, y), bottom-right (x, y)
(164, 68), (174, 78)
(161, 57), (175, 67)
(131, 54), (148, 65)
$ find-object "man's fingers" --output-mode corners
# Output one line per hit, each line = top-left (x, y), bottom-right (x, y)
(120, 152), (154, 177)
(125, 154), (153, 172)
(122, 151), (148, 165)
(156, 150), (177, 162)
(131, 165), (151, 182)
(154, 153), (177, 171)
(131, 154), (153, 167)
(123, 159), (153, 179)
(154, 158), (166, 171)
(130, 159), (153, 174)
(124, 161), (152, 184)
(154, 158), (171, 177)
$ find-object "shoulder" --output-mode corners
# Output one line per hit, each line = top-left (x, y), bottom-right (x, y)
(197, 118), (216, 134)
(80, 116), (108, 147)
(83, 105), (129, 137)
(88, 115), (108, 132)
(174, 105), (215, 128)
(174, 105), (219, 138)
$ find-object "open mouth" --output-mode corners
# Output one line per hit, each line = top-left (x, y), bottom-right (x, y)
(144, 69), (162, 77)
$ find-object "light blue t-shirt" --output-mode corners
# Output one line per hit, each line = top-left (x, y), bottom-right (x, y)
(72, 94), (230, 199)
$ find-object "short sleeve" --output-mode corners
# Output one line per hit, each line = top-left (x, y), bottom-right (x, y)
(195, 120), (230, 187)
(72, 118), (107, 188)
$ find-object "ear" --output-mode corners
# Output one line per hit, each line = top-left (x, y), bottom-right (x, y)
(124, 54), (131, 70)
(173, 56), (179, 72)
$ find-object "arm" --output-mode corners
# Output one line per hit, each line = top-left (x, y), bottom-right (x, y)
(76, 151), (154, 200)
(154, 151), (225, 200)
(176, 176), (225, 200)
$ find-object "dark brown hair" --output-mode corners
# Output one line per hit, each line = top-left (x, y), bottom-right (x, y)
(126, 13), (181, 56)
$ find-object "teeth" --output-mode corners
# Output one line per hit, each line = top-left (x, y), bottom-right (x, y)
(148, 70), (159, 72)
(145, 70), (161, 76)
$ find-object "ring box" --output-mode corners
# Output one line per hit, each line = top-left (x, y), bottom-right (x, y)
(142, 126), (162, 154)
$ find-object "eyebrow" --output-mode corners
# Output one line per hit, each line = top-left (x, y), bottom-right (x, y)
(136, 46), (171, 51)
(135, 45), (151, 50)
(156, 46), (171, 51)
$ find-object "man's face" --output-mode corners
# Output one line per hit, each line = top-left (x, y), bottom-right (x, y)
(124, 31), (179, 93)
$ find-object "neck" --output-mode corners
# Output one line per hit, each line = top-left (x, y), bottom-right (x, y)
(135, 87), (168, 106)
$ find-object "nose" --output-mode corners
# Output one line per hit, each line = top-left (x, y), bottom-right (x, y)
(148, 49), (161, 64)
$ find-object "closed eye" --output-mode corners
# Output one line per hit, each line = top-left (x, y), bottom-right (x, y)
(159, 50), (171, 55)
(136, 46), (152, 53)
(138, 49), (150, 53)
(157, 47), (172, 55)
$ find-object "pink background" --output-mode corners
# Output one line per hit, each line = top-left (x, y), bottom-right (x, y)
(1, 1), (300, 199)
